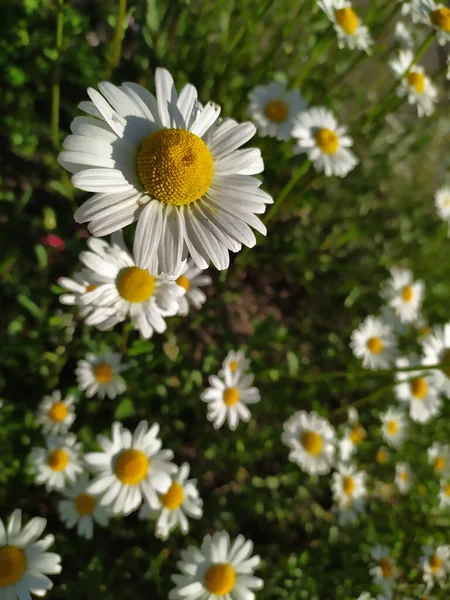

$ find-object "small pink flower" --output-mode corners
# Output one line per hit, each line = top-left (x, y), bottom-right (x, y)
(39, 234), (65, 251)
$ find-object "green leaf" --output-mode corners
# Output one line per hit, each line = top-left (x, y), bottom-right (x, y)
(35, 244), (48, 270)
(114, 397), (136, 420)
(287, 351), (299, 377)
(17, 294), (43, 320)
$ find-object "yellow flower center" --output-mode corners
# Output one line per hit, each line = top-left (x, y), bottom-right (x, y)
(418, 484), (427, 496)
(367, 336), (383, 354)
(350, 424), (365, 445)
(136, 128), (214, 206)
(411, 377), (428, 399)
(86, 284), (97, 292)
(377, 448), (388, 464)
(399, 471), (409, 481)
(47, 448), (69, 471)
(380, 557), (393, 578)
(431, 7), (450, 32)
(429, 553), (442, 572)
(401, 284), (414, 302)
(94, 363), (113, 384)
(434, 456), (446, 472)
(442, 349), (450, 377)
(0, 546), (27, 587)
(160, 482), (184, 510)
(114, 449), (149, 485)
(204, 563), (236, 595)
(300, 431), (323, 456)
(343, 476), (355, 495)
(75, 493), (96, 515)
(117, 266), (155, 303)
(407, 72), (425, 95)
(264, 99), (289, 123)
(386, 420), (398, 435)
(334, 7), (359, 34)
(229, 361), (239, 374)
(223, 387), (240, 406)
(444, 483), (450, 496)
(176, 274), (191, 292)
(314, 128), (339, 154)
(48, 401), (68, 422)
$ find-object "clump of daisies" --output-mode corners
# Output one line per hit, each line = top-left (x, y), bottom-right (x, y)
(201, 349), (260, 430)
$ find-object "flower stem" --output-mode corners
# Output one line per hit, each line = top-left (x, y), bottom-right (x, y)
(110, 0), (127, 70)
(51, 0), (64, 149)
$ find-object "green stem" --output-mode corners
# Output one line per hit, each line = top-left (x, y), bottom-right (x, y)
(110, 0), (127, 70)
(51, 0), (64, 149)
(332, 382), (395, 415)
(291, 37), (333, 89)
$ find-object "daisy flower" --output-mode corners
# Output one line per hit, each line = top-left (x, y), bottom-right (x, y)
(282, 411), (336, 474)
(438, 479), (450, 508)
(58, 473), (110, 539)
(292, 107), (358, 177)
(139, 463), (203, 540)
(84, 420), (176, 515)
(380, 408), (407, 448)
(435, 186), (450, 228)
(410, 0), (450, 45)
(376, 447), (390, 464)
(58, 68), (273, 275)
(333, 497), (366, 525)
(29, 434), (82, 491)
(0, 509), (61, 599)
(380, 305), (407, 335)
(394, 356), (441, 423)
(220, 349), (251, 381)
(248, 81), (306, 141)
(395, 21), (414, 48)
(76, 350), (127, 399)
(428, 442), (450, 475)
(338, 407), (366, 462)
(175, 259), (211, 316)
(380, 266), (425, 323)
(350, 316), (397, 370)
(420, 545), (450, 589)
(200, 370), (260, 431)
(169, 530), (263, 600)
(390, 51), (438, 117)
(395, 462), (413, 494)
(318, 0), (373, 52)
(331, 464), (367, 506)
(35, 390), (76, 435)
(58, 271), (98, 316)
(422, 324), (450, 397)
(77, 233), (184, 336)
(370, 545), (396, 596)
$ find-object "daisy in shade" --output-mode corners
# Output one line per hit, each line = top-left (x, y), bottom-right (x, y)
(438, 480), (450, 508)
(427, 443), (450, 475)
(29, 434), (83, 491)
(58, 473), (110, 539)
(58, 271), (99, 316)
(200, 369), (260, 431)
(380, 266), (425, 323)
(76, 350), (127, 399)
(410, 0), (450, 45)
(422, 324), (450, 397)
(435, 186), (450, 230)
(420, 545), (450, 589)
(317, 0), (373, 52)
(220, 350), (251, 381)
(35, 390), (76, 435)
(394, 355), (441, 423)
(395, 462), (413, 494)
(370, 545), (396, 597)
(84, 420), (176, 515)
(380, 408), (407, 448)
(248, 81), (306, 141)
(292, 107), (358, 177)
(395, 21), (414, 48)
(350, 316), (397, 370)
(0, 509), (61, 599)
(339, 407), (366, 462)
(282, 411), (336, 474)
(58, 68), (273, 275)
(333, 497), (366, 526)
(390, 51), (438, 117)
(331, 464), (367, 506)
(169, 530), (263, 600)
(175, 259), (211, 316)
(139, 463), (203, 540)
(76, 233), (184, 336)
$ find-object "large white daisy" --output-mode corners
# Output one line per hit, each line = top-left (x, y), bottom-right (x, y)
(390, 51), (438, 118)
(139, 462), (203, 540)
(84, 420), (176, 515)
(248, 81), (306, 140)
(410, 0), (450, 45)
(350, 316), (397, 370)
(0, 509), (61, 599)
(317, 0), (373, 52)
(422, 324), (450, 397)
(169, 530), (263, 600)
(174, 259), (211, 317)
(75, 351), (127, 399)
(292, 107), (358, 177)
(58, 68), (273, 275)
(394, 355), (441, 423)
(29, 434), (83, 491)
(282, 411), (336, 474)
(35, 390), (76, 435)
(380, 266), (425, 323)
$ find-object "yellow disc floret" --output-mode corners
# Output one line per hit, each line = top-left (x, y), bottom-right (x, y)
(334, 7), (359, 35)
(380, 558), (393, 578)
(204, 563), (236, 595)
(350, 424), (365, 445)
(0, 546), (27, 586)
(160, 482), (184, 510)
(401, 284), (415, 302)
(411, 377), (428, 399)
(444, 483), (450, 496)
(407, 72), (425, 95)
(386, 420), (398, 435)
(229, 360), (238, 373)
(367, 336), (383, 354)
(223, 387), (240, 407)
(376, 448), (388, 464)
(94, 363), (113, 383)
(136, 128), (214, 206)
(315, 128), (339, 154)
(176, 275), (191, 292)
(301, 431), (323, 456)
(75, 493), (96, 515)
(429, 553), (442, 572)
(48, 401), (68, 422)
(47, 448), (70, 471)
(343, 476), (355, 495)
(431, 7), (450, 33)
(434, 456), (446, 472)
(264, 100), (289, 123)
(114, 449), (149, 485)
(117, 267), (155, 303)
